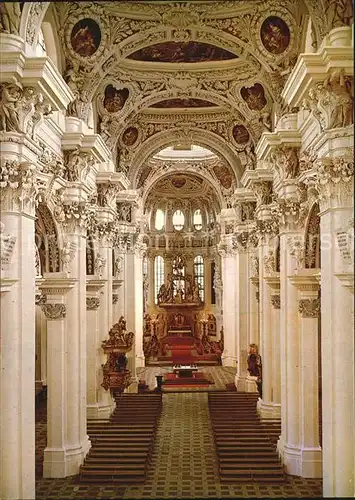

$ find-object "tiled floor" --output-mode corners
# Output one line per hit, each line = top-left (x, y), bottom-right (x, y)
(36, 391), (323, 499)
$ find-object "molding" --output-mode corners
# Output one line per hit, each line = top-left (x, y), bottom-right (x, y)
(86, 297), (100, 310)
(334, 272), (354, 293)
(271, 294), (281, 309)
(288, 273), (320, 292)
(264, 275), (280, 291)
(0, 278), (19, 294)
(86, 277), (107, 293)
(38, 275), (77, 296)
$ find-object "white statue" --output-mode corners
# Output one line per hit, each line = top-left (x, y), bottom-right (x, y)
(61, 240), (77, 272)
(94, 253), (106, 277)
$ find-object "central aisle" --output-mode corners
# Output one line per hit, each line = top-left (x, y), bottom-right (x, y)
(123, 393), (220, 499)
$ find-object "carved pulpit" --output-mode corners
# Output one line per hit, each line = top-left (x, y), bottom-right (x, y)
(101, 316), (134, 393)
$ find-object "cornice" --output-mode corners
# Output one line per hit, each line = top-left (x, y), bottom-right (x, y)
(256, 130), (301, 161)
(86, 277), (107, 293)
(241, 168), (273, 190)
(38, 275), (78, 295)
(0, 278), (19, 294)
(264, 275), (280, 290)
(334, 272), (354, 293)
(288, 272), (321, 292)
(282, 27), (353, 107)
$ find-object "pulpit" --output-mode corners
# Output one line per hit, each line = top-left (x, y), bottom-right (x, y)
(101, 316), (134, 394)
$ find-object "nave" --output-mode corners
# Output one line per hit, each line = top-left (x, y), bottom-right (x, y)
(35, 391), (322, 499)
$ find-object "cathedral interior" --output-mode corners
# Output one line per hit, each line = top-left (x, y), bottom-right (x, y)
(0, 1), (354, 499)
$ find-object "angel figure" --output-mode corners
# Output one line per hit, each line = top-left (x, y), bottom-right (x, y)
(94, 253), (106, 277)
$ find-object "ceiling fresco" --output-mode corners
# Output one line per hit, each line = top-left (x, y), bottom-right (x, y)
(127, 41), (238, 63)
(149, 98), (217, 108)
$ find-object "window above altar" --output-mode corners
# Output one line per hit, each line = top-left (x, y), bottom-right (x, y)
(155, 208), (165, 231)
(173, 210), (185, 231)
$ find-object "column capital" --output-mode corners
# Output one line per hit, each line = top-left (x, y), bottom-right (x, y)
(86, 297), (100, 310)
(41, 303), (67, 319)
(298, 298), (320, 318)
(271, 294), (281, 309)
(112, 294), (119, 305)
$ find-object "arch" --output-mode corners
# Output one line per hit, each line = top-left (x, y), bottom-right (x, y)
(142, 170), (224, 214)
(304, 202), (321, 268)
(35, 202), (60, 273)
(130, 128), (243, 187)
(20, 2), (50, 47)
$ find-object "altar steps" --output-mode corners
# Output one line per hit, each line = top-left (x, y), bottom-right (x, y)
(80, 394), (162, 484)
(208, 393), (284, 483)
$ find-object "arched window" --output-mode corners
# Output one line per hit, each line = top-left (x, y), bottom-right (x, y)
(193, 209), (203, 230)
(155, 208), (165, 231)
(173, 209), (184, 231)
(154, 256), (164, 304)
(194, 255), (204, 302)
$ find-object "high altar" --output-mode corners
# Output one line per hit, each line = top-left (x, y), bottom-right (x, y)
(157, 272), (204, 337)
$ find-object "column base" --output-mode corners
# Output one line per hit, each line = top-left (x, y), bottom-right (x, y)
(277, 439), (301, 476)
(235, 372), (247, 392)
(299, 447), (322, 478)
(221, 354), (238, 367)
(245, 375), (259, 393)
(257, 399), (281, 419)
(43, 437), (91, 478)
(87, 402), (115, 420)
(135, 354), (145, 369)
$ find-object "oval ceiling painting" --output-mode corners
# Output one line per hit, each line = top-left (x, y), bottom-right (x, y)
(260, 16), (290, 54)
(240, 83), (267, 111)
(232, 124), (250, 145)
(103, 85), (129, 113)
(122, 127), (139, 147)
(213, 164), (233, 190)
(127, 41), (238, 63)
(171, 177), (187, 189)
(150, 98), (216, 108)
(71, 18), (101, 57)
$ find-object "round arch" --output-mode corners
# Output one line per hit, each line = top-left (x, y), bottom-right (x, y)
(141, 169), (224, 214)
(130, 128), (243, 187)
(35, 202), (60, 273)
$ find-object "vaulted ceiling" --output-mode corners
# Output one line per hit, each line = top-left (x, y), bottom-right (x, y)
(51, 0), (324, 201)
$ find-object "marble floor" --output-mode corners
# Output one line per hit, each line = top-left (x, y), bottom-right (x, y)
(35, 389), (323, 499)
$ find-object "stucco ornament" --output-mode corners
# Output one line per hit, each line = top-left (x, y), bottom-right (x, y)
(86, 297), (100, 310)
(263, 250), (276, 275)
(0, 83), (52, 137)
(271, 146), (300, 179)
(63, 149), (95, 183)
(298, 298), (320, 318)
(0, 221), (17, 270)
(287, 235), (304, 269)
(0, 2), (21, 34)
(41, 303), (67, 320)
(61, 240), (77, 273)
(94, 254), (106, 277)
(114, 255), (124, 278)
(303, 70), (353, 131)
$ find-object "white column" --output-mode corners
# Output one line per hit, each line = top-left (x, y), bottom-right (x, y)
(40, 231), (90, 477)
(235, 248), (248, 391)
(39, 275), (91, 478)
(277, 228), (303, 475)
(257, 234), (279, 418)
(264, 276), (281, 417)
(1, 209), (36, 500)
(290, 273), (322, 478)
(318, 179), (354, 496)
(133, 249), (145, 369)
(86, 278), (106, 419)
(96, 240), (115, 417)
(220, 246), (238, 366)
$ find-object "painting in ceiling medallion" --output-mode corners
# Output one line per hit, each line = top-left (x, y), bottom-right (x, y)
(122, 126), (139, 147)
(71, 18), (101, 57)
(127, 41), (238, 63)
(213, 164), (234, 190)
(232, 124), (250, 145)
(260, 16), (290, 54)
(171, 177), (187, 188)
(149, 98), (216, 108)
(240, 83), (267, 111)
(103, 85), (129, 113)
